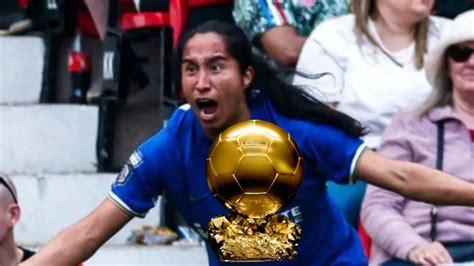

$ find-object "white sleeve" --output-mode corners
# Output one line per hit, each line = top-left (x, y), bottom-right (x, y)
(292, 17), (350, 103)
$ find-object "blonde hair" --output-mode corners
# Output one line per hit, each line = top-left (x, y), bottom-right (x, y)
(351, 0), (430, 69)
(417, 54), (453, 116)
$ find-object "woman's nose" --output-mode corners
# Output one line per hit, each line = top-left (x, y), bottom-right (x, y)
(196, 71), (211, 91)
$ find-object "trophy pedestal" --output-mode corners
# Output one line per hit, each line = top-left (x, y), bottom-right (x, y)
(208, 214), (302, 262)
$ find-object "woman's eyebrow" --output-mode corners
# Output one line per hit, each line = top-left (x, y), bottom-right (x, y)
(207, 55), (227, 64)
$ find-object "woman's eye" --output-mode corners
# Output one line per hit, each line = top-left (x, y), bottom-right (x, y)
(211, 64), (222, 72)
(185, 65), (197, 74)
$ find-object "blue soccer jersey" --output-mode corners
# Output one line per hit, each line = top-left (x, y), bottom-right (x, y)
(109, 91), (368, 265)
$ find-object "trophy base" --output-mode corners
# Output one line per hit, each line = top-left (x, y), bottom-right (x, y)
(208, 214), (302, 262)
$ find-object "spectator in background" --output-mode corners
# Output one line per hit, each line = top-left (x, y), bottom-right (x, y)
(433, 0), (474, 19)
(0, 172), (35, 266)
(0, 0), (32, 35)
(294, 0), (449, 149)
(233, 0), (350, 67)
(292, 0), (449, 227)
(361, 10), (474, 266)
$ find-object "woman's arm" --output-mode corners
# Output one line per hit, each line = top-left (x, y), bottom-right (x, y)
(260, 26), (307, 68)
(356, 149), (474, 206)
(20, 198), (133, 266)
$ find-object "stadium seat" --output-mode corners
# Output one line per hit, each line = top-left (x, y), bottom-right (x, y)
(358, 221), (372, 258)
(95, 0), (174, 170)
(327, 181), (371, 258)
(17, 0), (63, 102)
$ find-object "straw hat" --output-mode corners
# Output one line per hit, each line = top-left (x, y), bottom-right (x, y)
(425, 10), (474, 88)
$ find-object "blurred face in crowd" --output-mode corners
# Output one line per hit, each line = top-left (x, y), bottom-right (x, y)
(181, 33), (254, 139)
(448, 40), (474, 94)
(375, 0), (434, 24)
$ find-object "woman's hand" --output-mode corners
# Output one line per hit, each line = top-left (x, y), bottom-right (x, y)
(407, 241), (453, 265)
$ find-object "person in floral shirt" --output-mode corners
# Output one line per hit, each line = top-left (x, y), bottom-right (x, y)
(233, 0), (350, 67)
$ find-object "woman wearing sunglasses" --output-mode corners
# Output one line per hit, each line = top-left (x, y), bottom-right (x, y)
(361, 10), (474, 266)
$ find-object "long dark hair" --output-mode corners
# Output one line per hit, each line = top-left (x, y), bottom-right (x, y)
(175, 21), (366, 137)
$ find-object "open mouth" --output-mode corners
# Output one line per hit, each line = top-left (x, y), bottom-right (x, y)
(196, 98), (218, 120)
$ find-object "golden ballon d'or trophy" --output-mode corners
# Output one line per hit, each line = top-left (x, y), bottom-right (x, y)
(206, 120), (304, 262)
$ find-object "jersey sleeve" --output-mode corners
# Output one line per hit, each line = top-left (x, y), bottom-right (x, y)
(305, 125), (366, 184)
(108, 128), (177, 217)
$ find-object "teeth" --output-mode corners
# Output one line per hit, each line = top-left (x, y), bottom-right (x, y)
(197, 99), (212, 103)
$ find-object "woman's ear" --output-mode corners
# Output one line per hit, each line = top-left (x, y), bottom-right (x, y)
(243, 66), (255, 89)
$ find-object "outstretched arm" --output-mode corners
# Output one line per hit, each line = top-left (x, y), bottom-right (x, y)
(259, 26), (307, 68)
(21, 198), (133, 266)
(356, 149), (474, 206)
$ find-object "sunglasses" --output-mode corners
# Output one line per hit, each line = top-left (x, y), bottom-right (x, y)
(0, 176), (18, 204)
(447, 45), (474, 63)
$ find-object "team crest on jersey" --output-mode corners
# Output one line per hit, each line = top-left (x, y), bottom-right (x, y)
(115, 164), (131, 185)
(115, 151), (143, 186)
(128, 151), (144, 169)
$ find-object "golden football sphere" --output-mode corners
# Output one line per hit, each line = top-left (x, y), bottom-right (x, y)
(206, 120), (304, 218)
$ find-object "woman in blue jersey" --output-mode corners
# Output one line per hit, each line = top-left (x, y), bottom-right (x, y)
(22, 21), (474, 266)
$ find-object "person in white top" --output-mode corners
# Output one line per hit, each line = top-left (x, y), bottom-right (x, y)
(293, 0), (450, 149)
(292, 0), (450, 230)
